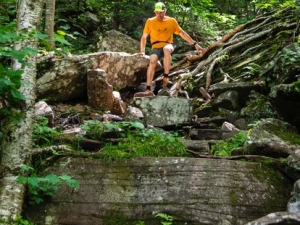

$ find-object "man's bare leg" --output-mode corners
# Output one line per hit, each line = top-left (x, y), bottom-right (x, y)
(162, 44), (174, 87)
(146, 54), (158, 92)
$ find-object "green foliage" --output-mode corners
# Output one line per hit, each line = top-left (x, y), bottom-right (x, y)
(211, 131), (248, 156)
(99, 128), (189, 161)
(252, 0), (297, 10)
(0, 23), (27, 106)
(155, 213), (174, 225)
(81, 120), (145, 140)
(17, 164), (79, 204)
(241, 63), (261, 78)
(105, 121), (145, 136)
(80, 120), (106, 140)
(0, 22), (61, 127)
(263, 122), (300, 145)
(0, 65), (25, 101)
(32, 116), (59, 147)
(135, 212), (174, 225)
(0, 21), (72, 137)
(14, 216), (35, 225)
(0, 216), (35, 225)
(228, 190), (237, 206)
(78, 120), (189, 161)
(291, 79), (300, 93)
(106, 121), (145, 130)
(278, 45), (300, 70)
(243, 97), (278, 123)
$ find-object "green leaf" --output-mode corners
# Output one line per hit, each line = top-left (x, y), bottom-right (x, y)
(56, 30), (66, 36)
(65, 178), (79, 188)
(105, 123), (119, 130)
(10, 89), (26, 101)
(45, 174), (61, 185)
(0, 77), (13, 87)
(7, 50), (27, 61)
(31, 196), (44, 204)
(53, 37), (72, 46)
(33, 32), (48, 40)
(17, 175), (28, 184)
(23, 47), (38, 55)
(20, 164), (34, 172)
(59, 174), (79, 188)
(27, 177), (40, 188)
(58, 174), (72, 181)
(7, 69), (23, 82)
(130, 121), (145, 130)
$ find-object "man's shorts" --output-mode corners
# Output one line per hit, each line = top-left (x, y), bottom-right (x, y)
(150, 44), (174, 60)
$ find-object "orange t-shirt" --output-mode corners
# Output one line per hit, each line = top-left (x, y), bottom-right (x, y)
(143, 16), (183, 49)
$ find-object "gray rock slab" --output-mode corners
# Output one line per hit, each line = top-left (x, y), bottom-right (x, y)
(132, 96), (193, 127)
(26, 157), (292, 225)
(245, 212), (300, 225)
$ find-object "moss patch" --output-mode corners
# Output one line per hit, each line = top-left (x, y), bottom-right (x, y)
(251, 160), (293, 213)
(264, 123), (300, 145)
(229, 190), (238, 206)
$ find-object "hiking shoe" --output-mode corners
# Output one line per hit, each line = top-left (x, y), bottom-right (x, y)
(162, 76), (169, 87)
(134, 90), (155, 98)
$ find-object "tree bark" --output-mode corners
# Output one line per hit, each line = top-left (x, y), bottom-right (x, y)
(45, 0), (56, 49)
(0, 0), (44, 221)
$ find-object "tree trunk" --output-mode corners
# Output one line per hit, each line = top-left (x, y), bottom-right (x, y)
(45, 0), (56, 49)
(0, 0), (44, 221)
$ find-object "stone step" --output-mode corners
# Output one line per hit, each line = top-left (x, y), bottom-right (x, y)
(188, 128), (238, 140)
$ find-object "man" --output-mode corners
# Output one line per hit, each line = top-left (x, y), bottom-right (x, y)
(140, 2), (204, 95)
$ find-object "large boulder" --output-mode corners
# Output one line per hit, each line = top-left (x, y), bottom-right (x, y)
(37, 52), (152, 102)
(131, 96), (193, 127)
(231, 118), (300, 159)
(25, 157), (292, 225)
(87, 68), (126, 114)
(97, 30), (140, 54)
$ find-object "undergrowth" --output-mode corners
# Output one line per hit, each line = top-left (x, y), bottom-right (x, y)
(17, 164), (79, 204)
(77, 120), (191, 160)
(32, 116), (60, 147)
(210, 131), (249, 156)
(98, 128), (190, 161)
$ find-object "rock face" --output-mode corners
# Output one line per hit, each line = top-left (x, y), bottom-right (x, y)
(37, 52), (151, 102)
(26, 157), (292, 225)
(87, 68), (126, 114)
(245, 212), (300, 225)
(132, 96), (193, 127)
(97, 30), (140, 54)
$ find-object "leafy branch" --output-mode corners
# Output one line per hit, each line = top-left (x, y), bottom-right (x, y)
(17, 165), (79, 204)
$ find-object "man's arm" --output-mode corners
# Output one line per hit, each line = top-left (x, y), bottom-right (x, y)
(179, 31), (204, 52)
(140, 33), (148, 55)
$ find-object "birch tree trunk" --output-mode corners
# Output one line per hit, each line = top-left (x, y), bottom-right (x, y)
(0, 0), (44, 222)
